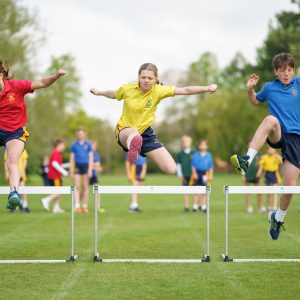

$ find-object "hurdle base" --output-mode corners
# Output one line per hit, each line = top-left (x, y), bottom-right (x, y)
(94, 253), (103, 262)
(221, 254), (233, 262)
(201, 254), (210, 262)
(66, 255), (78, 262)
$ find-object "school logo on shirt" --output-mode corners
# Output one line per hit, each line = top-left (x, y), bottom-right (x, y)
(7, 93), (15, 104)
(146, 98), (152, 108)
(291, 86), (298, 96)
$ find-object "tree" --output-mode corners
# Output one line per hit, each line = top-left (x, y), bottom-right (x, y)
(255, 0), (300, 82)
(27, 54), (82, 172)
(0, 0), (42, 78)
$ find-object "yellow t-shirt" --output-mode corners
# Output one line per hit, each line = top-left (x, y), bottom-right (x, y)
(259, 154), (282, 172)
(115, 83), (175, 134)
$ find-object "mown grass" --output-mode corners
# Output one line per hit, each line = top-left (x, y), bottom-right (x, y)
(0, 173), (299, 300)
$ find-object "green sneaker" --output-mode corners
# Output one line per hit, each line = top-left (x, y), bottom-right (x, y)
(230, 154), (250, 175)
(7, 189), (21, 210)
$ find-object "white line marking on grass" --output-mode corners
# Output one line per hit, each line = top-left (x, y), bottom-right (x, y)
(50, 200), (125, 300)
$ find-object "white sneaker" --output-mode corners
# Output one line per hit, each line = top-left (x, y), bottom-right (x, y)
(41, 198), (50, 212)
(53, 206), (65, 214)
(247, 206), (254, 213)
(258, 206), (267, 213)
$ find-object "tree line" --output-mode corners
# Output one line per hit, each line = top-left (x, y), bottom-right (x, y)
(0, 0), (299, 176)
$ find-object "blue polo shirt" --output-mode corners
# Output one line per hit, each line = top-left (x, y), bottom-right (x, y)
(256, 77), (300, 134)
(70, 140), (92, 163)
(191, 151), (213, 171)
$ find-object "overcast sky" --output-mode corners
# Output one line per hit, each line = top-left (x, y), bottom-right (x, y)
(24, 0), (297, 124)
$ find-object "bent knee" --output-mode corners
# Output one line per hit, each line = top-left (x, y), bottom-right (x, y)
(263, 115), (280, 129)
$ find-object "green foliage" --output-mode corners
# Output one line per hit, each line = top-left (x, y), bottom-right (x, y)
(26, 55), (82, 172)
(0, 0), (42, 78)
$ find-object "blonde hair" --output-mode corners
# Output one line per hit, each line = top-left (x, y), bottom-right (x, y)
(181, 135), (192, 143)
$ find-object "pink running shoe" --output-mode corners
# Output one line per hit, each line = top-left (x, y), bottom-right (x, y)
(127, 135), (143, 164)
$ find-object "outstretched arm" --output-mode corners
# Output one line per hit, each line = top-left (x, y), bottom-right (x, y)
(31, 69), (66, 90)
(90, 88), (116, 99)
(174, 84), (217, 96)
(246, 74), (261, 106)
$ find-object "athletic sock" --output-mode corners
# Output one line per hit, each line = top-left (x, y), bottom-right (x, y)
(21, 199), (28, 208)
(82, 204), (88, 209)
(75, 203), (81, 209)
(53, 203), (60, 210)
(193, 205), (198, 210)
(246, 148), (257, 165)
(275, 209), (287, 222)
(130, 202), (138, 209)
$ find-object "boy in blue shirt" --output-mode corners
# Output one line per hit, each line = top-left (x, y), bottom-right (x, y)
(230, 53), (299, 240)
(191, 140), (213, 212)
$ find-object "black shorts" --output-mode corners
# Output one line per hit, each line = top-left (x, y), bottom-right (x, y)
(116, 126), (163, 156)
(75, 162), (89, 175)
(0, 127), (29, 147)
(245, 177), (259, 184)
(267, 130), (300, 169)
(48, 179), (63, 186)
(89, 175), (99, 185)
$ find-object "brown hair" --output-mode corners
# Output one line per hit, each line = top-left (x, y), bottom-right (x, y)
(138, 63), (160, 84)
(0, 59), (14, 80)
(198, 139), (208, 146)
(54, 138), (65, 147)
(272, 53), (296, 70)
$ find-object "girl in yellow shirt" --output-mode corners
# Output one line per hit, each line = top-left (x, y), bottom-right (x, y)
(90, 63), (217, 173)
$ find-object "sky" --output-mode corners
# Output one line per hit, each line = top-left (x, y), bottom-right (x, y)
(24, 0), (297, 125)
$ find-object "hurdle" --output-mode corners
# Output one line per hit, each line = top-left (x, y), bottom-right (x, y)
(0, 186), (77, 264)
(221, 185), (300, 263)
(93, 185), (211, 263)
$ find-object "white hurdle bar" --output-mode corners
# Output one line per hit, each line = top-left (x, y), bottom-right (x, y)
(93, 185), (211, 263)
(0, 186), (77, 264)
(221, 185), (300, 263)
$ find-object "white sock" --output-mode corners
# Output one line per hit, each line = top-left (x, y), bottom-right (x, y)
(246, 148), (257, 165)
(82, 204), (88, 209)
(54, 203), (60, 209)
(201, 205), (207, 210)
(75, 203), (81, 209)
(21, 199), (28, 208)
(130, 202), (138, 209)
(193, 205), (198, 210)
(275, 209), (287, 222)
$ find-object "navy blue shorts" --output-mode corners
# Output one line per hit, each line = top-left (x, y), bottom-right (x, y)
(265, 171), (277, 185)
(194, 170), (206, 186)
(75, 162), (89, 175)
(182, 176), (192, 186)
(0, 127), (29, 147)
(116, 126), (163, 156)
(89, 174), (99, 185)
(267, 130), (300, 169)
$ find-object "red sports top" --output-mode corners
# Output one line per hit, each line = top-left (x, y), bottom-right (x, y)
(48, 149), (63, 180)
(0, 79), (34, 131)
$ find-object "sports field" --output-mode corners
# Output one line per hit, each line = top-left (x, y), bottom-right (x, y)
(0, 173), (299, 300)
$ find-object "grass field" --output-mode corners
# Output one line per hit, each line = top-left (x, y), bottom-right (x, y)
(0, 173), (299, 300)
